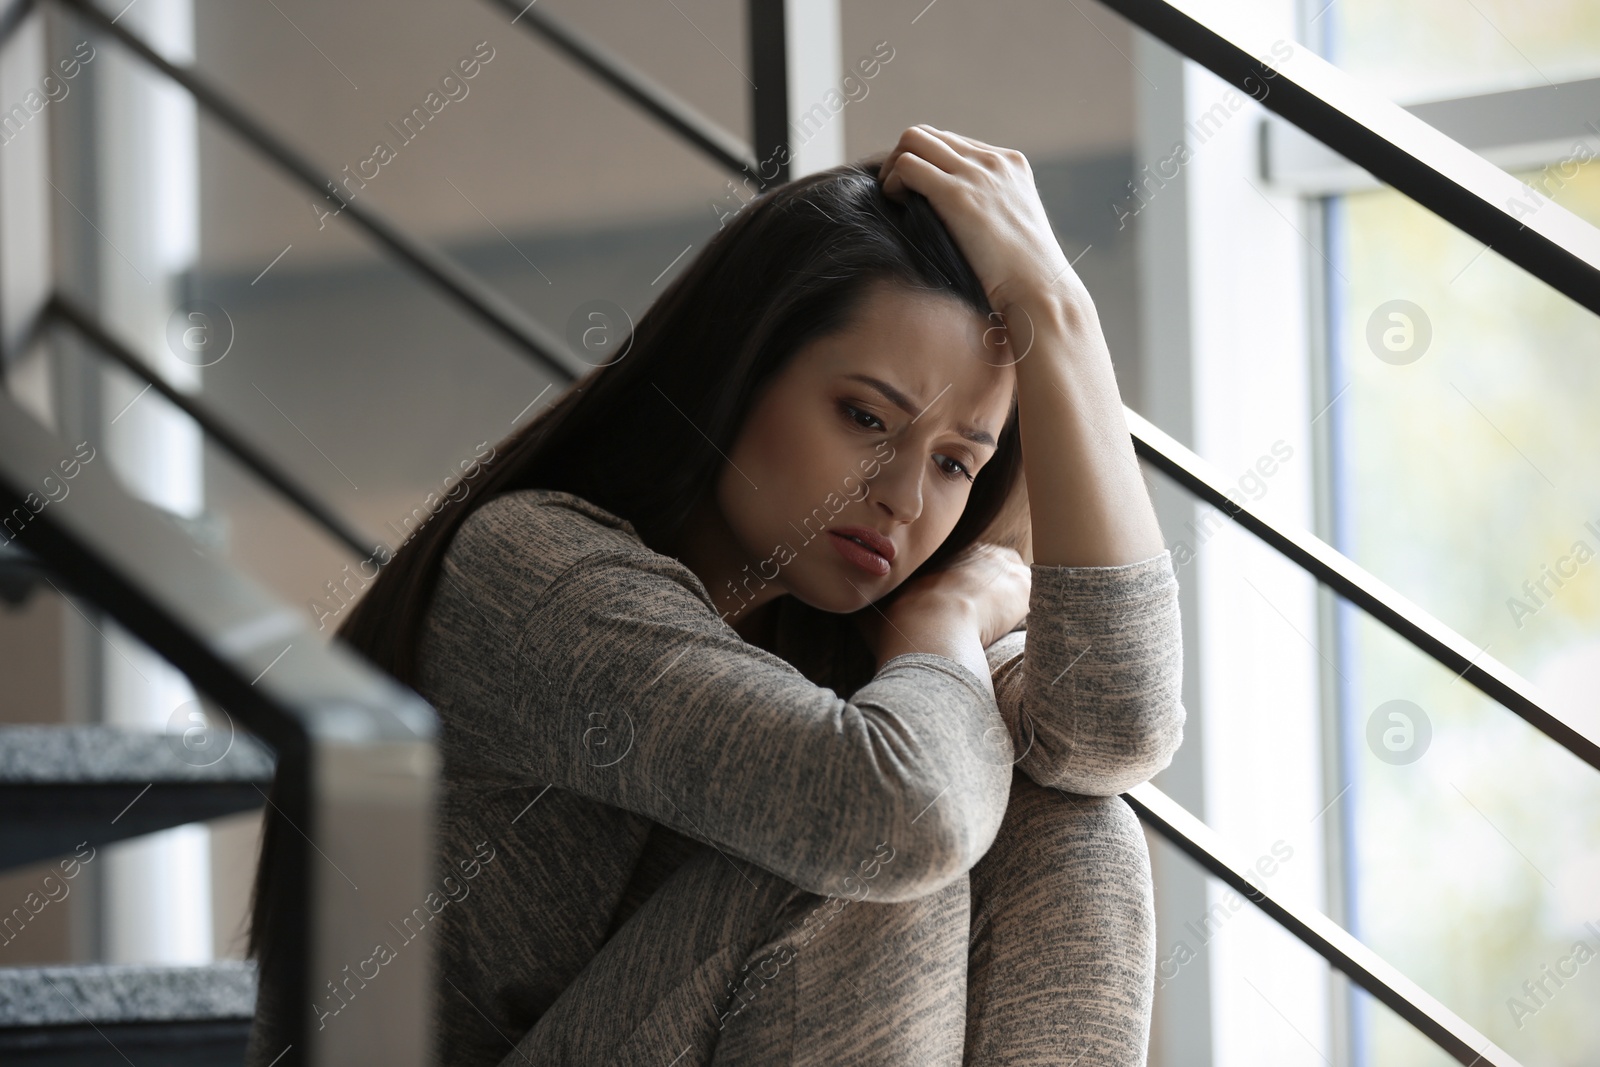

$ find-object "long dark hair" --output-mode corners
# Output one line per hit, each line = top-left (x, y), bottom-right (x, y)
(245, 153), (1030, 974)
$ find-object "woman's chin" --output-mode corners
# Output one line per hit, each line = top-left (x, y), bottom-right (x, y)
(786, 566), (896, 616)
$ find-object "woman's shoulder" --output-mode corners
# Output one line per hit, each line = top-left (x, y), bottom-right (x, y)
(434, 487), (722, 659)
(449, 488), (645, 571)
(441, 488), (716, 619)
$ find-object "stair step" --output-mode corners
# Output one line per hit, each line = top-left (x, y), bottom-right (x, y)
(0, 960), (258, 1026)
(0, 725), (276, 873)
(0, 961), (256, 1065)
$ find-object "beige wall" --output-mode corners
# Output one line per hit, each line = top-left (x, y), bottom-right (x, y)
(198, 0), (750, 272)
(842, 0), (1135, 159)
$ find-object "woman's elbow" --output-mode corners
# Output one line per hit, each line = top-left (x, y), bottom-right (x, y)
(1034, 698), (1188, 796)
(1100, 699), (1187, 793)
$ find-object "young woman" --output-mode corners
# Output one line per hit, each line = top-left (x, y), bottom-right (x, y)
(246, 125), (1185, 1066)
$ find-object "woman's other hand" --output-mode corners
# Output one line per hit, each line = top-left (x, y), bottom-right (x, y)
(859, 543), (1031, 668)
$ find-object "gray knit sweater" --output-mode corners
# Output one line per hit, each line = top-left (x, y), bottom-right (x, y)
(247, 486), (1186, 1064)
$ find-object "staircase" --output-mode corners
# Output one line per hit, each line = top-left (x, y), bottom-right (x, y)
(0, 573), (274, 1062)
(1, 0), (1596, 1065)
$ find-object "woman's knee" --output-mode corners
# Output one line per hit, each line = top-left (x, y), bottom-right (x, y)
(715, 874), (972, 1064)
(975, 776), (1153, 904)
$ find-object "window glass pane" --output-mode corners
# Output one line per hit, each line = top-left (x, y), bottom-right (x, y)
(1329, 163), (1600, 1064)
(1322, 0), (1600, 101)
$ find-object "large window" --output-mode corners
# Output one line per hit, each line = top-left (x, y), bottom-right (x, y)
(1320, 3), (1600, 1063)
(1328, 165), (1600, 1067)
(1322, 0), (1600, 101)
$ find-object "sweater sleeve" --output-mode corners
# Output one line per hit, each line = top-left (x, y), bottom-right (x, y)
(487, 544), (1015, 904)
(982, 551), (1186, 795)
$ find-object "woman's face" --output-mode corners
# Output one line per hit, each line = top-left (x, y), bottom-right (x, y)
(715, 279), (1017, 616)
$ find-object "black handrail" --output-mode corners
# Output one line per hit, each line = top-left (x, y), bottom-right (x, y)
(45, 294), (376, 559)
(1096, 0), (1600, 320)
(1126, 783), (1521, 1067)
(1127, 408), (1599, 772)
(50, 0), (583, 385)
(481, 0), (763, 183)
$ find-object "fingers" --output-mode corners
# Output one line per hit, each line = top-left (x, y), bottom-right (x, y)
(878, 124), (936, 182)
(880, 148), (958, 201)
(879, 124), (1027, 203)
(879, 125), (973, 198)
(903, 125), (972, 171)
(941, 130), (1019, 161)
(906, 125), (1019, 171)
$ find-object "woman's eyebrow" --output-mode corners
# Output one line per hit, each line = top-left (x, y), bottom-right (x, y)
(842, 373), (996, 448)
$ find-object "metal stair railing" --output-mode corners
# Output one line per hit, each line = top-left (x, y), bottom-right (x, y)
(1095, 0), (1600, 319)
(483, 0), (761, 181)
(42, 292), (377, 558)
(1124, 783), (1517, 1066)
(0, 388), (439, 1067)
(1126, 409), (1599, 770)
(53, 0), (582, 385)
(16, 0), (1600, 1065)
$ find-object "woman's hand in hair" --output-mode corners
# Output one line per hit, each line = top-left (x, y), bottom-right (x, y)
(859, 542), (1031, 671)
(877, 124), (1082, 326)
(882, 125), (1168, 568)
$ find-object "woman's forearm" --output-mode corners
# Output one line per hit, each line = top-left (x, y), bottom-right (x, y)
(872, 596), (996, 700)
(1006, 285), (1166, 568)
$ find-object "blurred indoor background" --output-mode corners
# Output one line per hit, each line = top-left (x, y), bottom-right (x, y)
(0, 0), (1596, 1064)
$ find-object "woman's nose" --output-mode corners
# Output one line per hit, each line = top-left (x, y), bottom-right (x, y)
(863, 452), (924, 524)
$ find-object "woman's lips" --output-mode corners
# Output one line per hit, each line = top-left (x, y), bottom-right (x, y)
(828, 530), (892, 576)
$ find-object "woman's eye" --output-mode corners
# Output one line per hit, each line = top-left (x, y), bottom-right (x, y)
(840, 402), (884, 432)
(937, 455), (974, 483)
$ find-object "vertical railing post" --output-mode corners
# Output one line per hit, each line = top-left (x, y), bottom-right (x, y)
(748, 0), (845, 186)
(746, 0), (789, 187)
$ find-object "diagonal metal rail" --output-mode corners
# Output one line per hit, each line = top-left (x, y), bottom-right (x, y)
(45, 293), (375, 559)
(1126, 782), (1521, 1067)
(481, 0), (761, 182)
(1096, 0), (1600, 320)
(51, 0), (583, 385)
(1125, 406), (1599, 773)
